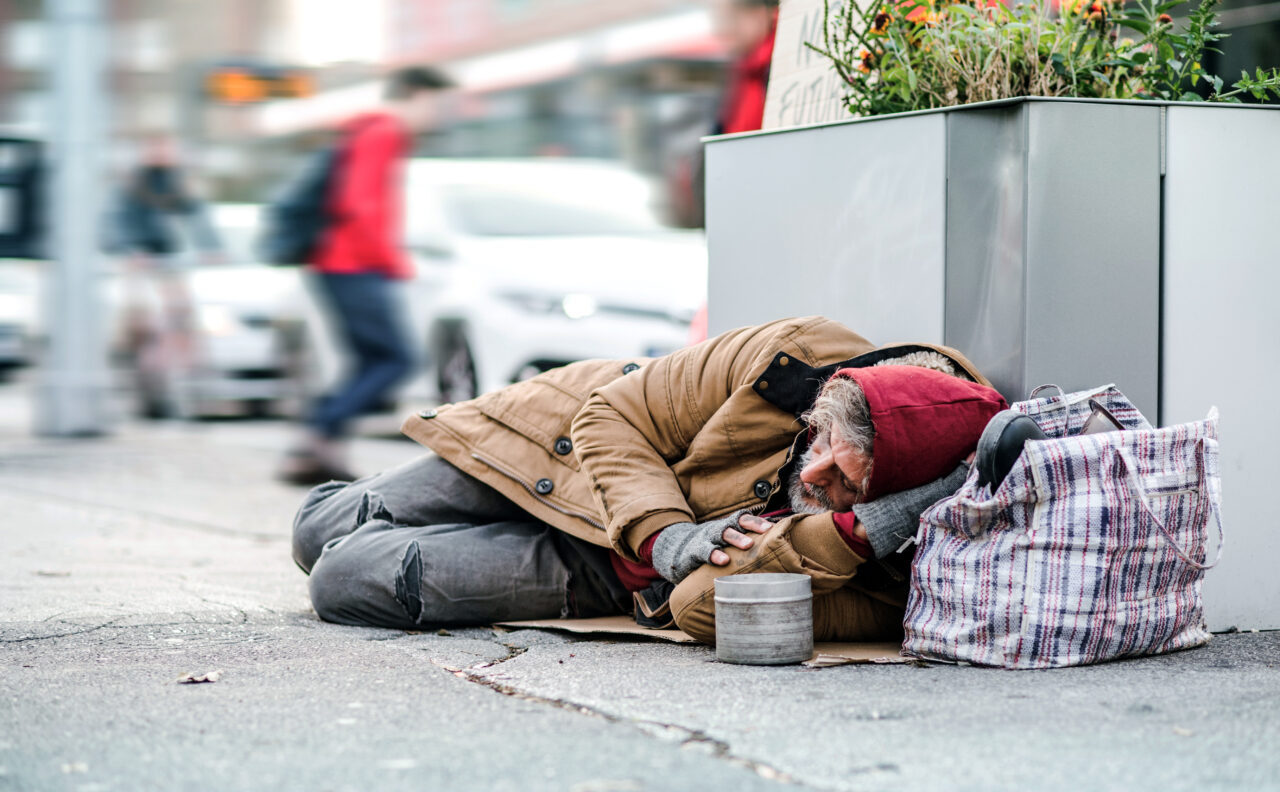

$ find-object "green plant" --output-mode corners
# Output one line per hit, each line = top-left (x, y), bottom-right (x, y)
(807, 0), (1280, 117)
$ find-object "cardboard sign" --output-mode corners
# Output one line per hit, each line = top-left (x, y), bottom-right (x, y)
(762, 0), (858, 130)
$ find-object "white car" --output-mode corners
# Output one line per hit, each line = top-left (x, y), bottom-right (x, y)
(3, 204), (301, 415)
(103, 203), (303, 417)
(401, 158), (707, 402)
(0, 259), (39, 376)
(183, 203), (304, 416)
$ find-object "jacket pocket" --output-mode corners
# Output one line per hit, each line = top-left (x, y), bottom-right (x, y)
(470, 451), (603, 530)
(473, 379), (586, 471)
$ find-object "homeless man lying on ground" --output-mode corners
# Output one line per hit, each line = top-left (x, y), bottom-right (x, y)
(292, 316), (1007, 643)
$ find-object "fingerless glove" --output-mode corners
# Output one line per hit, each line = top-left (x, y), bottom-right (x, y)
(650, 511), (748, 584)
(855, 463), (969, 558)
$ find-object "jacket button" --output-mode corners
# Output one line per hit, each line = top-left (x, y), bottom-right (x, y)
(753, 480), (772, 499)
(779, 356), (790, 366)
(535, 478), (554, 495)
(758, 380), (768, 390)
(554, 437), (573, 455)
(418, 408), (438, 419)
(622, 363), (640, 374)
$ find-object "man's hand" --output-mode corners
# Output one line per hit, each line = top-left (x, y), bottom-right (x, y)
(854, 462), (971, 558)
(651, 511), (773, 583)
(708, 513), (773, 566)
(847, 518), (869, 543)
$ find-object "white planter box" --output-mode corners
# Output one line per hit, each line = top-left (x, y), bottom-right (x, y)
(705, 97), (1280, 630)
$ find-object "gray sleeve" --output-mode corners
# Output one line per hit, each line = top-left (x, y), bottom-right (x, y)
(855, 464), (970, 559)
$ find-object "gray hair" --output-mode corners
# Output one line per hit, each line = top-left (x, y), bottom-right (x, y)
(803, 375), (875, 457)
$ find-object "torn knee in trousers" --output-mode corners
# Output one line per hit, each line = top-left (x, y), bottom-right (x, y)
(356, 490), (393, 526)
(395, 540), (425, 623)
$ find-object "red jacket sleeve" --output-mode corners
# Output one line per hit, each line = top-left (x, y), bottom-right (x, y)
(608, 533), (664, 592)
(832, 512), (873, 560)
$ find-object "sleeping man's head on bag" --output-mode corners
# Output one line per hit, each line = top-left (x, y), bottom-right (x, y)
(794, 365), (1007, 513)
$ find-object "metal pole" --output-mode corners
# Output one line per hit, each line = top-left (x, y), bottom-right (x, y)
(37, 0), (112, 436)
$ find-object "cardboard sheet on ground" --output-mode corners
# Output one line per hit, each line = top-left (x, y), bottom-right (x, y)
(495, 616), (699, 644)
(493, 616), (908, 666)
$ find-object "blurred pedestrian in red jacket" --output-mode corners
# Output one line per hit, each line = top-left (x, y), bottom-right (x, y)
(280, 66), (452, 485)
(685, 0), (778, 344)
(715, 0), (778, 136)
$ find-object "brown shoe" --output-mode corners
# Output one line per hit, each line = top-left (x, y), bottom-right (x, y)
(277, 451), (356, 486)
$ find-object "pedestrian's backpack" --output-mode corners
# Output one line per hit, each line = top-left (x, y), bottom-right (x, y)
(258, 121), (368, 266)
(902, 384), (1223, 669)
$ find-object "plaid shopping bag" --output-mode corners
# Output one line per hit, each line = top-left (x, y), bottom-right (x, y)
(901, 385), (1223, 669)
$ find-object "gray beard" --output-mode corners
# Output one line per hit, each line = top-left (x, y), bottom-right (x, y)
(787, 445), (836, 514)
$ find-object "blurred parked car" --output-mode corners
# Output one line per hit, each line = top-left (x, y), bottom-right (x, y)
(401, 158), (707, 402)
(182, 203), (303, 416)
(104, 203), (303, 417)
(0, 259), (39, 377)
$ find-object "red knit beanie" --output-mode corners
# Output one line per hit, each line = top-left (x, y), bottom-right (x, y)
(831, 366), (1007, 500)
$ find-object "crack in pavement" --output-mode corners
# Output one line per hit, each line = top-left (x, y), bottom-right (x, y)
(3, 589), (279, 644)
(427, 635), (815, 790)
(175, 586), (252, 625)
(0, 617), (126, 644)
(0, 613), (295, 645)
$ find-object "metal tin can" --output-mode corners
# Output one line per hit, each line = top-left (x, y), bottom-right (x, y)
(713, 573), (813, 665)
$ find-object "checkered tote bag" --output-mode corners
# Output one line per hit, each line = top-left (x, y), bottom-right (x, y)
(902, 385), (1223, 669)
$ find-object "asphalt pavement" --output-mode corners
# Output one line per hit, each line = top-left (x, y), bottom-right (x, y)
(1, 380), (1277, 792)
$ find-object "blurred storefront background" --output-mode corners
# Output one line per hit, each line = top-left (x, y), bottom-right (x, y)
(2, 0), (735, 224)
(4, 0), (1275, 218)
(0, 0), (1275, 429)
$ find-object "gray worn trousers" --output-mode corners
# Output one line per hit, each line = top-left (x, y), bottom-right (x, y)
(293, 455), (630, 629)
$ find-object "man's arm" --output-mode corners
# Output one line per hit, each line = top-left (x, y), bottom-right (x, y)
(570, 317), (873, 561)
(705, 461), (973, 586)
(851, 462), (971, 558)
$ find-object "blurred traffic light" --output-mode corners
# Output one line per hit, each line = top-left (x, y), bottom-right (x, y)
(205, 66), (314, 104)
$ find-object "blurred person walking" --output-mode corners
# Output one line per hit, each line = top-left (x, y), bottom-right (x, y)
(714, 0), (778, 137)
(107, 133), (222, 419)
(279, 66), (452, 486)
(683, 0), (779, 343)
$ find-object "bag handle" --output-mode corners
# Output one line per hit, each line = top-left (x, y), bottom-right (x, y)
(1025, 383), (1127, 436)
(1029, 384), (1065, 399)
(1114, 444), (1224, 571)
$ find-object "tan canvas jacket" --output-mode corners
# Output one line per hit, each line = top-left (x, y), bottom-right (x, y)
(401, 316), (989, 595)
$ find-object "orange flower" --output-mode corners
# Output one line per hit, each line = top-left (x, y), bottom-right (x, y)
(903, 0), (938, 25)
(857, 49), (874, 73)
(909, 8), (939, 25)
(1157, 12), (1172, 22)
(872, 10), (893, 33)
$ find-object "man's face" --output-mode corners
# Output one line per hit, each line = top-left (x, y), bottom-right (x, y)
(401, 90), (439, 132)
(792, 426), (872, 513)
(143, 135), (177, 166)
